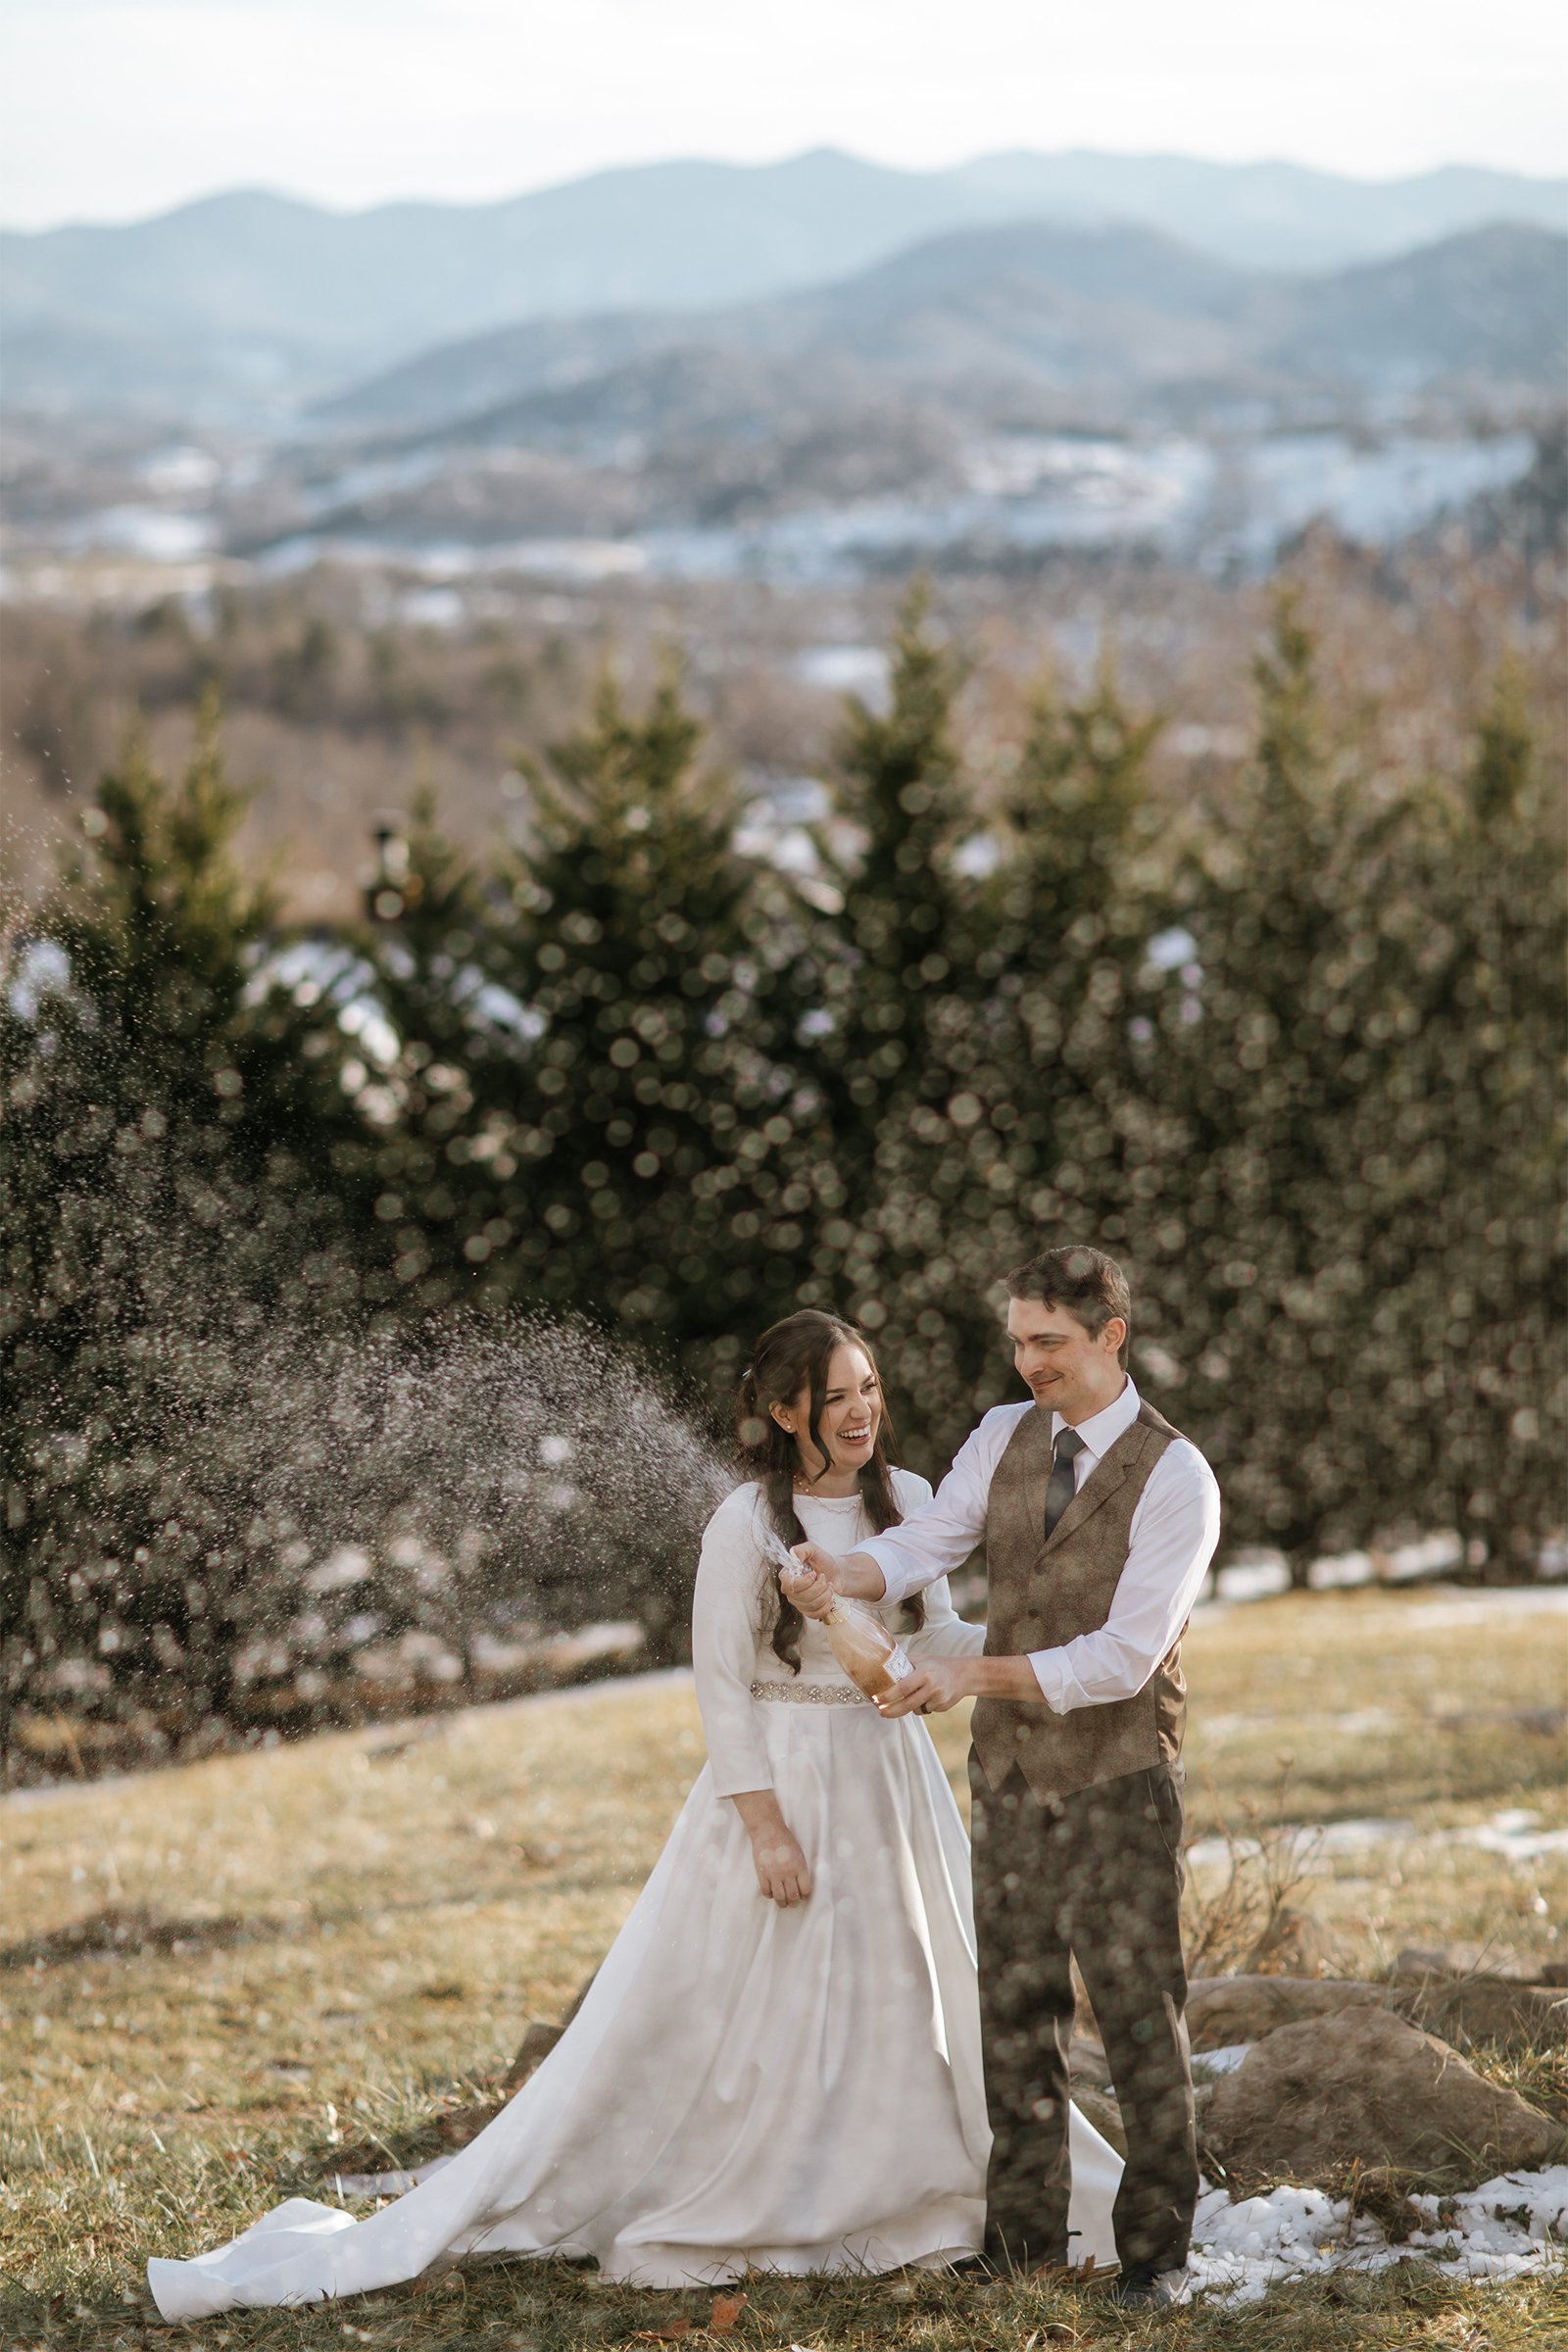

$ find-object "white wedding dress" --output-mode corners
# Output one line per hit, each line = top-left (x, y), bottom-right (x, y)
(148, 1471), (1121, 2321)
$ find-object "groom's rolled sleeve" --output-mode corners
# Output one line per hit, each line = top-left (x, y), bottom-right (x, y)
(1028, 1442), (1220, 1711)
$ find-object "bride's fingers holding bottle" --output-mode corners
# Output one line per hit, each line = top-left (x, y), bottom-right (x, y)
(783, 1542), (839, 1619)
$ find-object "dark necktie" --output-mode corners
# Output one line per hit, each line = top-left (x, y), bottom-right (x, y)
(1044, 1427), (1087, 1539)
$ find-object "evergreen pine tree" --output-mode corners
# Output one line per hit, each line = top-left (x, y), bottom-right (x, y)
(470, 670), (807, 1378)
(1393, 665), (1566, 1575)
(791, 587), (996, 1439)
(987, 658), (1172, 1228)
(1159, 597), (1434, 1582)
(345, 789), (533, 1315)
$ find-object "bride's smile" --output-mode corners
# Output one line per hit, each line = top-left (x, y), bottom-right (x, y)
(770, 1342), (883, 1494)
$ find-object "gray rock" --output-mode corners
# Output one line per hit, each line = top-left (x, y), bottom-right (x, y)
(1203, 2003), (1566, 2187)
(504, 1965), (599, 2088)
(503, 2019), (564, 2089)
(1075, 2086), (1128, 2158)
(1187, 1974), (1393, 2049)
(1397, 1975), (1568, 2052)
(1069, 2030), (1113, 2093)
(1188, 1968), (1568, 2056)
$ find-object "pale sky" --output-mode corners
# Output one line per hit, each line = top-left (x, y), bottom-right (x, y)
(2, 0), (1563, 231)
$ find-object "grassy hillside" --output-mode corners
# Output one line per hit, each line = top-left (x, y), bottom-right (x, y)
(3, 1585), (1565, 2349)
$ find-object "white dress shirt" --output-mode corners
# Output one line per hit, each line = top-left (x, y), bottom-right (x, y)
(857, 1379), (1220, 1712)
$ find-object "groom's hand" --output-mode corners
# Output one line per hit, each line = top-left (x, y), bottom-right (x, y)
(783, 1543), (840, 1618)
(877, 1658), (976, 1717)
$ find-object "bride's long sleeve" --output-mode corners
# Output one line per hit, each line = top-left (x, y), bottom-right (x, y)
(691, 1487), (774, 1798)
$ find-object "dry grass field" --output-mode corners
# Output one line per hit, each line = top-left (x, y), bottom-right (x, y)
(3, 1583), (1566, 2350)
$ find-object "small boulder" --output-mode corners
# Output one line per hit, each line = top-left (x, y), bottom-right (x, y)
(1203, 2004), (1565, 2188)
(504, 2020), (564, 2090)
(1187, 1975), (1392, 2049)
(1396, 1975), (1568, 2053)
(1068, 2030), (1124, 2150)
(503, 1965), (600, 2089)
(1074, 2086), (1127, 2158)
(1069, 2031), (1113, 2094)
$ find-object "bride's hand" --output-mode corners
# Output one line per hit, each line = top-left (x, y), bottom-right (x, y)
(782, 1543), (839, 1619)
(748, 1819), (813, 1907)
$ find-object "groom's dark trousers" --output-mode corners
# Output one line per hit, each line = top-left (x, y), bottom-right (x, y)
(969, 1754), (1199, 2277)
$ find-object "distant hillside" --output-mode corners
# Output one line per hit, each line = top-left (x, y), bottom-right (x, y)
(326, 220), (1254, 440)
(4, 147), (1565, 425)
(323, 220), (1568, 448)
(949, 153), (1568, 273)
(751, 222), (1254, 401)
(1276, 223), (1568, 385)
(313, 311), (696, 435)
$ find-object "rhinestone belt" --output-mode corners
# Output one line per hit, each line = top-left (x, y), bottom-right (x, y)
(750, 1679), (871, 1706)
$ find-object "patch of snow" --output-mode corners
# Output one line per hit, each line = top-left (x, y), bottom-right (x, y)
(1186, 1817), (1414, 1873)
(399, 586), (466, 629)
(1446, 1810), (1568, 1863)
(1200, 1706), (1403, 1740)
(1188, 2163), (1568, 2304)
(1203, 1559), (1291, 1603)
(744, 772), (831, 825)
(136, 446), (221, 497)
(1397, 1588), (1568, 1629)
(1191, 2043), (1252, 2078)
(791, 644), (891, 702)
(64, 507), (216, 562)
(1188, 1805), (1568, 1876)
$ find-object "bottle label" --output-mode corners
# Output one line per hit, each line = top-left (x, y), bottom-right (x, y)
(886, 1643), (914, 1683)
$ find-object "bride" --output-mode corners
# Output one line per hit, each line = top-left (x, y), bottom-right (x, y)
(148, 1310), (1120, 2321)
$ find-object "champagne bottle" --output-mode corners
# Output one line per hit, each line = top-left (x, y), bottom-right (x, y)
(764, 1533), (914, 1699)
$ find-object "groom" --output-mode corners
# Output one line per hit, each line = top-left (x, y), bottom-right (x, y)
(790, 1245), (1220, 2310)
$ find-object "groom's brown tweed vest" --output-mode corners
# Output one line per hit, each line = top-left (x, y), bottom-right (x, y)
(971, 1397), (1189, 1803)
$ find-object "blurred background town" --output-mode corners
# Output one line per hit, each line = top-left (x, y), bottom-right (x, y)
(4, 144), (1564, 910)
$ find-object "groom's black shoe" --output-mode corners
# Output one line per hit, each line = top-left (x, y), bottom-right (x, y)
(1108, 2263), (1181, 2309)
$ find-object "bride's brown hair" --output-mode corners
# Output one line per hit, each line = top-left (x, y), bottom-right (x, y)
(737, 1309), (924, 1673)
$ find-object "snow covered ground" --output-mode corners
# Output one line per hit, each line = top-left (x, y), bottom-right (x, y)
(1183, 2040), (1567, 2302)
(1187, 2163), (1568, 2304)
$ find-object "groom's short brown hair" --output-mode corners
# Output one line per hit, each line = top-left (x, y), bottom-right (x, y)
(1004, 1245), (1132, 1368)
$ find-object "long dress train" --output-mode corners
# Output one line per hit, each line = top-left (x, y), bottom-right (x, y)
(148, 1472), (1122, 2321)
